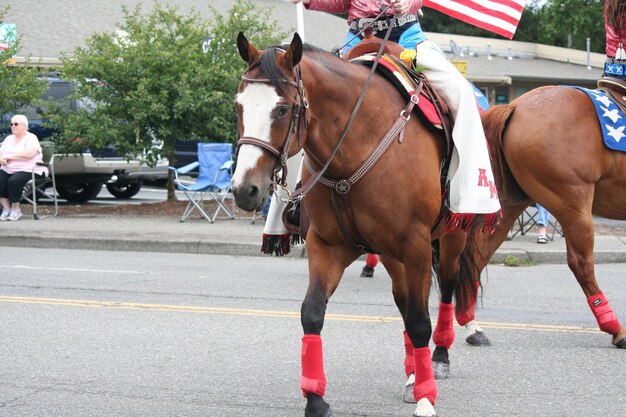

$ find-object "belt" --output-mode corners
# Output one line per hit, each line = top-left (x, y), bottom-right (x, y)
(348, 14), (418, 33)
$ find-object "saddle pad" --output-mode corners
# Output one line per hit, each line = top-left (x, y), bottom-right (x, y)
(571, 86), (626, 152)
(351, 54), (443, 128)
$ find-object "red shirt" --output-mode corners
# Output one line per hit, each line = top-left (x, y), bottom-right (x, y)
(306, 0), (423, 24)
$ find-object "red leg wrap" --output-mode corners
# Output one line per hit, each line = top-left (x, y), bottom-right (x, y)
(456, 281), (479, 326)
(587, 292), (621, 335)
(365, 254), (379, 268)
(403, 330), (414, 377)
(433, 302), (456, 349)
(412, 347), (438, 405)
(301, 334), (327, 398)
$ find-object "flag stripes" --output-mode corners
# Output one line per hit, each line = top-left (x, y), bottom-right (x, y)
(424, 0), (526, 39)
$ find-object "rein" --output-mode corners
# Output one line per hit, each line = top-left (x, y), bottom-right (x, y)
(237, 11), (396, 204)
(289, 14), (397, 202)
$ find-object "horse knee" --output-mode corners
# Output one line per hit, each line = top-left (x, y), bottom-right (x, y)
(406, 315), (432, 348)
(301, 290), (328, 334)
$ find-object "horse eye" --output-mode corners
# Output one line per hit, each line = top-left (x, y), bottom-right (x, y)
(275, 105), (290, 119)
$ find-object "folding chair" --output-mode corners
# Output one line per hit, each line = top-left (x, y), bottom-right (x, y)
(21, 140), (58, 219)
(169, 142), (235, 223)
(510, 204), (564, 240)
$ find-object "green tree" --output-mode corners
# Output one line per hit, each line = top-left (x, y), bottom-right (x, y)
(0, 7), (47, 119)
(48, 1), (286, 199)
(538, 0), (604, 52)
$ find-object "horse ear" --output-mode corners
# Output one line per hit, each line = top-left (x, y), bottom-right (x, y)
(282, 33), (303, 70)
(237, 31), (259, 66)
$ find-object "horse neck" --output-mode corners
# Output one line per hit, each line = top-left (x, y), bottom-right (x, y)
(299, 53), (389, 175)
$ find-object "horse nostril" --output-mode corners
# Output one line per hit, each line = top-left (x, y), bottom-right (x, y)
(248, 185), (259, 200)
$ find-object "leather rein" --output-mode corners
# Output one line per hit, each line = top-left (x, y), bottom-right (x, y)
(237, 11), (398, 204)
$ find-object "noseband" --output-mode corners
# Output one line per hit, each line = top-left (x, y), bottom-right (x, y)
(237, 57), (309, 190)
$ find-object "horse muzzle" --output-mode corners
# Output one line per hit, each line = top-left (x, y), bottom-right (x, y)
(232, 183), (266, 212)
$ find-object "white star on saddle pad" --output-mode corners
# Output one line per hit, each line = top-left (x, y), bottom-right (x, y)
(595, 94), (613, 108)
(606, 125), (626, 142)
(602, 107), (622, 124)
(571, 86), (626, 152)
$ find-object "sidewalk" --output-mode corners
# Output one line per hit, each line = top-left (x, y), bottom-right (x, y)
(2, 212), (626, 264)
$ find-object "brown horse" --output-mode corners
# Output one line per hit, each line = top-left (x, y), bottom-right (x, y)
(469, 86), (626, 349)
(232, 32), (492, 417)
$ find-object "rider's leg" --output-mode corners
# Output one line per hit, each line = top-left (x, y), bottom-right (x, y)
(414, 40), (500, 215)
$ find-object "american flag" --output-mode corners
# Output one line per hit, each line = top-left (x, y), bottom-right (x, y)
(423, 0), (526, 39)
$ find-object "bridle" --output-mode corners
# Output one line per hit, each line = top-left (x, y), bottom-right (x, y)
(237, 59), (309, 191)
(237, 14), (396, 204)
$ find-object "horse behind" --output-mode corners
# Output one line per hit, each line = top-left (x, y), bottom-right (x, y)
(472, 85), (626, 348)
(232, 32), (485, 417)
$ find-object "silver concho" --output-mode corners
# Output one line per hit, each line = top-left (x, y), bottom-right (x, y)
(334, 179), (351, 195)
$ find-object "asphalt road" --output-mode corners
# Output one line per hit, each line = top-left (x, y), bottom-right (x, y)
(0, 247), (624, 417)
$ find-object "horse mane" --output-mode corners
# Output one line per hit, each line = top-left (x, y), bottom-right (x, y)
(246, 43), (354, 96)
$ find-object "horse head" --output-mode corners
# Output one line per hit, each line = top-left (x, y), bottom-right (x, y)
(232, 32), (308, 212)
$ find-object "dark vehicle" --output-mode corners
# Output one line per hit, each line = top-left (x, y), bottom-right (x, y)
(1, 77), (167, 203)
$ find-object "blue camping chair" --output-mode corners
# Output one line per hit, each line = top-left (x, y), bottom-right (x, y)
(169, 142), (235, 223)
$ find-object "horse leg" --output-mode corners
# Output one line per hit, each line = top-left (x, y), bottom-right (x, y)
(380, 257), (417, 403)
(301, 233), (356, 417)
(455, 206), (526, 346)
(382, 252), (439, 417)
(404, 242), (439, 417)
(561, 218), (626, 348)
(431, 234), (467, 379)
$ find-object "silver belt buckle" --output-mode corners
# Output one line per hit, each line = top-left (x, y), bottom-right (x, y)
(358, 18), (373, 30)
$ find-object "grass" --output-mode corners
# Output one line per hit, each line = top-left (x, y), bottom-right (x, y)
(502, 255), (539, 267)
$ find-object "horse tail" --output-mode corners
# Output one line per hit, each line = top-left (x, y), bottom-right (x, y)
(481, 104), (528, 203)
(455, 231), (480, 317)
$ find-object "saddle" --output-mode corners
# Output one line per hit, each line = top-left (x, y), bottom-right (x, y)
(343, 37), (454, 163)
(597, 76), (626, 116)
(282, 38), (456, 250)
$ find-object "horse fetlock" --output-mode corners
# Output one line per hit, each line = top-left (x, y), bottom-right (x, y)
(464, 322), (491, 346)
(305, 393), (333, 417)
(431, 346), (449, 364)
(413, 398), (437, 417)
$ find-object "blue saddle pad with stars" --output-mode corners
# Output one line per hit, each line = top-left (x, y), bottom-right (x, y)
(570, 86), (626, 152)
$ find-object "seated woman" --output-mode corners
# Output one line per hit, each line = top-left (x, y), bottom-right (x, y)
(0, 115), (48, 221)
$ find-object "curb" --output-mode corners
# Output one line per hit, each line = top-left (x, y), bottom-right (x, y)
(489, 249), (626, 264)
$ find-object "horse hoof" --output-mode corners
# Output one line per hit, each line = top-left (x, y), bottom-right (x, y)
(413, 398), (437, 417)
(432, 360), (450, 379)
(305, 393), (333, 417)
(466, 330), (491, 346)
(612, 334), (626, 349)
(360, 266), (375, 277)
(403, 383), (416, 403)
